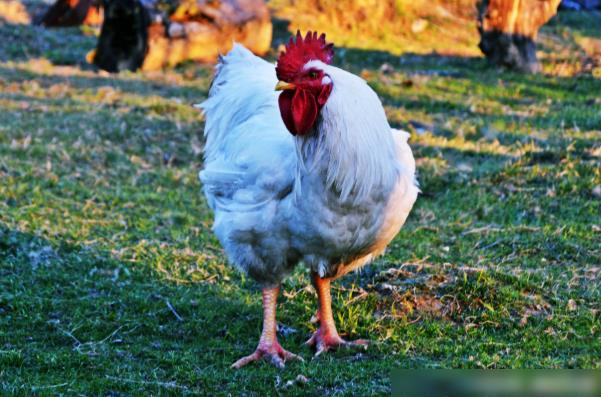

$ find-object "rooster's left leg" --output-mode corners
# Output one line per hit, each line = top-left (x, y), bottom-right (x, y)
(306, 274), (369, 356)
(232, 286), (303, 369)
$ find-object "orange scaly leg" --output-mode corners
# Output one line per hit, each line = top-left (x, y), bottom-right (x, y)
(306, 274), (369, 356)
(232, 286), (303, 369)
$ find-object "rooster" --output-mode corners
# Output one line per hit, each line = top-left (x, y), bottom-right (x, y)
(198, 31), (418, 369)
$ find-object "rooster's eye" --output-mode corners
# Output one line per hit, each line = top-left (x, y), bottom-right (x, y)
(308, 71), (319, 79)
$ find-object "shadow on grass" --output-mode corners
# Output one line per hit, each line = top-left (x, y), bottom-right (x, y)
(0, 65), (209, 101)
(0, 224), (284, 369)
(0, 21), (95, 65)
(550, 11), (601, 40)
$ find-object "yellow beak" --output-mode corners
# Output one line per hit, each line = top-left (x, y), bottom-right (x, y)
(275, 81), (296, 91)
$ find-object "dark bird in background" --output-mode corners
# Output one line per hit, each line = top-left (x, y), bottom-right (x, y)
(89, 0), (150, 73)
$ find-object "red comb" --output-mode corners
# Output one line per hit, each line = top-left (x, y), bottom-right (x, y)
(276, 31), (334, 82)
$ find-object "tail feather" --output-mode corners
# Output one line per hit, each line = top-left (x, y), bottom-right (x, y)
(197, 44), (295, 213)
(199, 44), (280, 163)
(392, 129), (419, 190)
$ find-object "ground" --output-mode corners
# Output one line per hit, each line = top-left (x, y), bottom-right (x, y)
(0, 7), (600, 397)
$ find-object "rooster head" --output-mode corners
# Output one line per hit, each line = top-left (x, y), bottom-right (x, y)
(275, 31), (334, 136)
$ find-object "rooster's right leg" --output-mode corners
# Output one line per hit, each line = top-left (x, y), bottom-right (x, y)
(306, 274), (369, 356)
(231, 286), (303, 369)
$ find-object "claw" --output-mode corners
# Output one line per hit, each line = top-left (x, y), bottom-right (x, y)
(307, 274), (370, 357)
(306, 328), (369, 357)
(232, 286), (304, 369)
(231, 342), (303, 369)
(231, 351), (262, 369)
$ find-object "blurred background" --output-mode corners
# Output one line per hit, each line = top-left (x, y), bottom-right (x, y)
(0, 0), (600, 76)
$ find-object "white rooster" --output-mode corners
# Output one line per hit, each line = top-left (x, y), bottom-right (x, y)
(198, 31), (418, 369)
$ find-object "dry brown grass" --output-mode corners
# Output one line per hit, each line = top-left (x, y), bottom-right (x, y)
(269, 0), (481, 56)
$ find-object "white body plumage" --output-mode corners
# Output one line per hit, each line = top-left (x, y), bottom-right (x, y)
(199, 44), (418, 286)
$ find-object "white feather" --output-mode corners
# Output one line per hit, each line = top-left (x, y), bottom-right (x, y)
(297, 60), (400, 203)
(198, 45), (418, 286)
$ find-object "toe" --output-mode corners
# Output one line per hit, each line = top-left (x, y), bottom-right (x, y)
(231, 351), (261, 369)
(269, 353), (286, 369)
(314, 344), (327, 357)
(232, 346), (303, 369)
(308, 331), (370, 357)
(345, 339), (369, 349)
(313, 337), (336, 357)
(283, 350), (304, 362)
(305, 332), (318, 347)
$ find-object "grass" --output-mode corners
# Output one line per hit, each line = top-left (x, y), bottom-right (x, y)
(1, 9), (600, 397)
(270, 0), (480, 56)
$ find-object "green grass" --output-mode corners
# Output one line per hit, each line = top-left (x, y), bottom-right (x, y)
(1, 12), (600, 396)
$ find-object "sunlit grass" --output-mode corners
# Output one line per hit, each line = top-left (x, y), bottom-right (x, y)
(270, 0), (480, 56)
(1, 9), (600, 396)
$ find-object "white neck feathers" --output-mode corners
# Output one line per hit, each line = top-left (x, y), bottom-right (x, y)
(294, 61), (399, 202)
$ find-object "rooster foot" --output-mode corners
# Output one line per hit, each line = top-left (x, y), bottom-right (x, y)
(305, 328), (369, 357)
(231, 341), (303, 369)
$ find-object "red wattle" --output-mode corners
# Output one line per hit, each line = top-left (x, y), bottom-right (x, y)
(292, 89), (318, 136)
(278, 90), (296, 135)
(278, 89), (319, 136)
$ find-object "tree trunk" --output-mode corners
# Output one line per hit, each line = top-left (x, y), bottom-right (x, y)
(478, 0), (561, 73)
